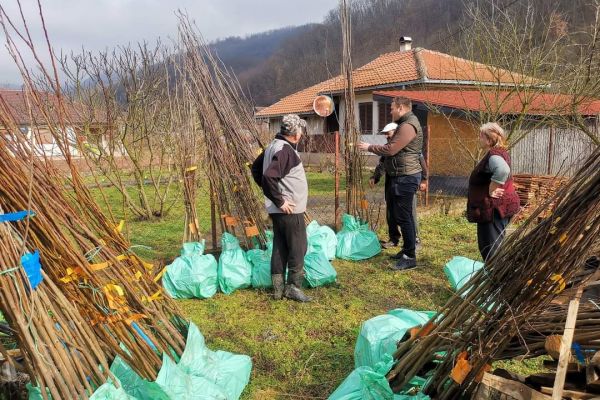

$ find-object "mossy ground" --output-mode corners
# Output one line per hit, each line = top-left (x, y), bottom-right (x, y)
(90, 177), (544, 399)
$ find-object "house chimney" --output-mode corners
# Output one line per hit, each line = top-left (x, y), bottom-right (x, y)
(399, 36), (412, 52)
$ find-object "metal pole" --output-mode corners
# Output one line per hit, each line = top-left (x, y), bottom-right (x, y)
(334, 130), (341, 230)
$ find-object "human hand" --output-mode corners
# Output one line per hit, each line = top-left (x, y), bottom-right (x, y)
(489, 188), (505, 198)
(280, 200), (295, 214)
(419, 182), (427, 192)
(357, 142), (370, 151)
(369, 178), (375, 188)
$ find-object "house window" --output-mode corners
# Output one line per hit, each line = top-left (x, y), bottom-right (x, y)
(378, 102), (393, 130)
(358, 102), (373, 134)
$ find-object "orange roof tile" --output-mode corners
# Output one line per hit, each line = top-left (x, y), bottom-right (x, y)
(373, 89), (600, 116)
(0, 89), (94, 125)
(256, 48), (537, 118)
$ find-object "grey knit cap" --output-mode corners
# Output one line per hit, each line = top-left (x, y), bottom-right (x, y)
(281, 114), (306, 134)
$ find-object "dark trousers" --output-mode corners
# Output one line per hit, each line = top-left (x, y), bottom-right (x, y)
(477, 210), (510, 261)
(270, 213), (307, 283)
(392, 191), (418, 258)
(385, 178), (420, 243)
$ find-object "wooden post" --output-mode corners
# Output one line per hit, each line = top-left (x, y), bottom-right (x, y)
(547, 126), (555, 175)
(552, 287), (584, 400)
(209, 182), (217, 250)
(425, 124), (431, 207)
(334, 130), (341, 231)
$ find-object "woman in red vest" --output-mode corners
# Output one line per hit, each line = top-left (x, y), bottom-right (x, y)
(467, 123), (521, 261)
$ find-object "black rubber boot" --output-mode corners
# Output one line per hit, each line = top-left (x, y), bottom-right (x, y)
(284, 273), (311, 303)
(271, 274), (284, 300)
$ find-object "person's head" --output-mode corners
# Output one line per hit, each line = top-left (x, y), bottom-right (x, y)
(280, 114), (307, 144)
(380, 122), (398, 139)
(479, 122), (507, 150)
(390, 96), (412, 121)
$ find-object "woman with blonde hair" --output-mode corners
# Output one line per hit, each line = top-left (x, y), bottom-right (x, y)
(467, 122), (521, 261)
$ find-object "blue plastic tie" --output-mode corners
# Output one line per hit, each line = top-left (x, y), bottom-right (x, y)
(21, 250), (43, 290)
(0, 210), (35, 223)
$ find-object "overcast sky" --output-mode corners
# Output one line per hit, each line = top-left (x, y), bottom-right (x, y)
(0, 0), (339, 85)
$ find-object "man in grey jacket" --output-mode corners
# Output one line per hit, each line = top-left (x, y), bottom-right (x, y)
(251, 114), (311, 302)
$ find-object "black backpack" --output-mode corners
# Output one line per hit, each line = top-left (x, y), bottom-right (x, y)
(250, 151), (265, 186)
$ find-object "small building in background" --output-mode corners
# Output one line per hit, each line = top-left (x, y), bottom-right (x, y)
(0, 89), (105, 159)
(255, 38), (599, 186)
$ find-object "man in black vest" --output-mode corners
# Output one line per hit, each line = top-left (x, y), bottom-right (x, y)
(359, 96), (423, 270)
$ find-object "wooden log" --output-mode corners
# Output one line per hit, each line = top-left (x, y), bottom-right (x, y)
(541, 387), (599, 399)
(474, 373), (551, 400)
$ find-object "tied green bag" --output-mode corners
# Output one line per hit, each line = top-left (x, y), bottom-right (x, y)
(354, 309), (435, 369)
(443, 256), (484, 291)
(110, 356), (170, 399)
(217, 233), (252, 295)
(304, 240), (337, 288)
(178, 323), (252, 400)
(246, 231), (273, 288)
(163, 241), (218, 299)
(306, 220), (337, 260)
(89, 381), (135, 400)
(328, 355), (396, 400)
(335, 214), (381, 261)
(329, 355), (431, 400)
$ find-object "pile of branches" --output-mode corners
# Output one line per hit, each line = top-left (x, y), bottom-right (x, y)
(340, 0), (368, 221)
(0, 88), (188, 398)
(0, 5), (188, 397)
(387, 146), (600, 399)
(177, 13), (267, 247)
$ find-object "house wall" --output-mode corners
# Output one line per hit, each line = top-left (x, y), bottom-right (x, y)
(338, 92), (378, 135)
(428, 112), (479, 177)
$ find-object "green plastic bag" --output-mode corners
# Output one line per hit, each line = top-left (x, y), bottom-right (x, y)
(307, 220), (337, 260)
(335, 214), (381, 261)
(328, 355), (396, 400)
(443, 256), (484, 291)
(329, 355), (430, 400)
(218, 233), (252, 295)
(89, 381), (135, 400)
(304, 249), (337, 287)
(247, 231), (273, 288)
(110, 356), (170, 399)
(354, 309), (435, 369)
(178, 323), (252, 400)
(26, 383), (51, 400)
(156, 354), (228, 400)
(163, 241), (218, 299)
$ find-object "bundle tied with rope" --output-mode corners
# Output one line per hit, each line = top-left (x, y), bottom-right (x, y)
(176, 13), (267, 248)
(0, 78), (187, 399)
(387, 146), (600, 399)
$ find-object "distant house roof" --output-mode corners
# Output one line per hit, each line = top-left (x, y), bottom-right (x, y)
(256, 48), (538, 118)
(373, 89), (600, 116)
(0, 89), (93, 126)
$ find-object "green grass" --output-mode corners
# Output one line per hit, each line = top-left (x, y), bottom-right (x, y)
(88, 175), (544, 399)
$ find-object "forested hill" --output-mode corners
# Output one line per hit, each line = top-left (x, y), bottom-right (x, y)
(211, 0), (597, 106)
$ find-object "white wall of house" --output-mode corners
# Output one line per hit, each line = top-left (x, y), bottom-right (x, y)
(337, 91), (378, 135)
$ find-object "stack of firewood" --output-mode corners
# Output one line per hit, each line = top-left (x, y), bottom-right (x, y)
(513, 174), (569, 222)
